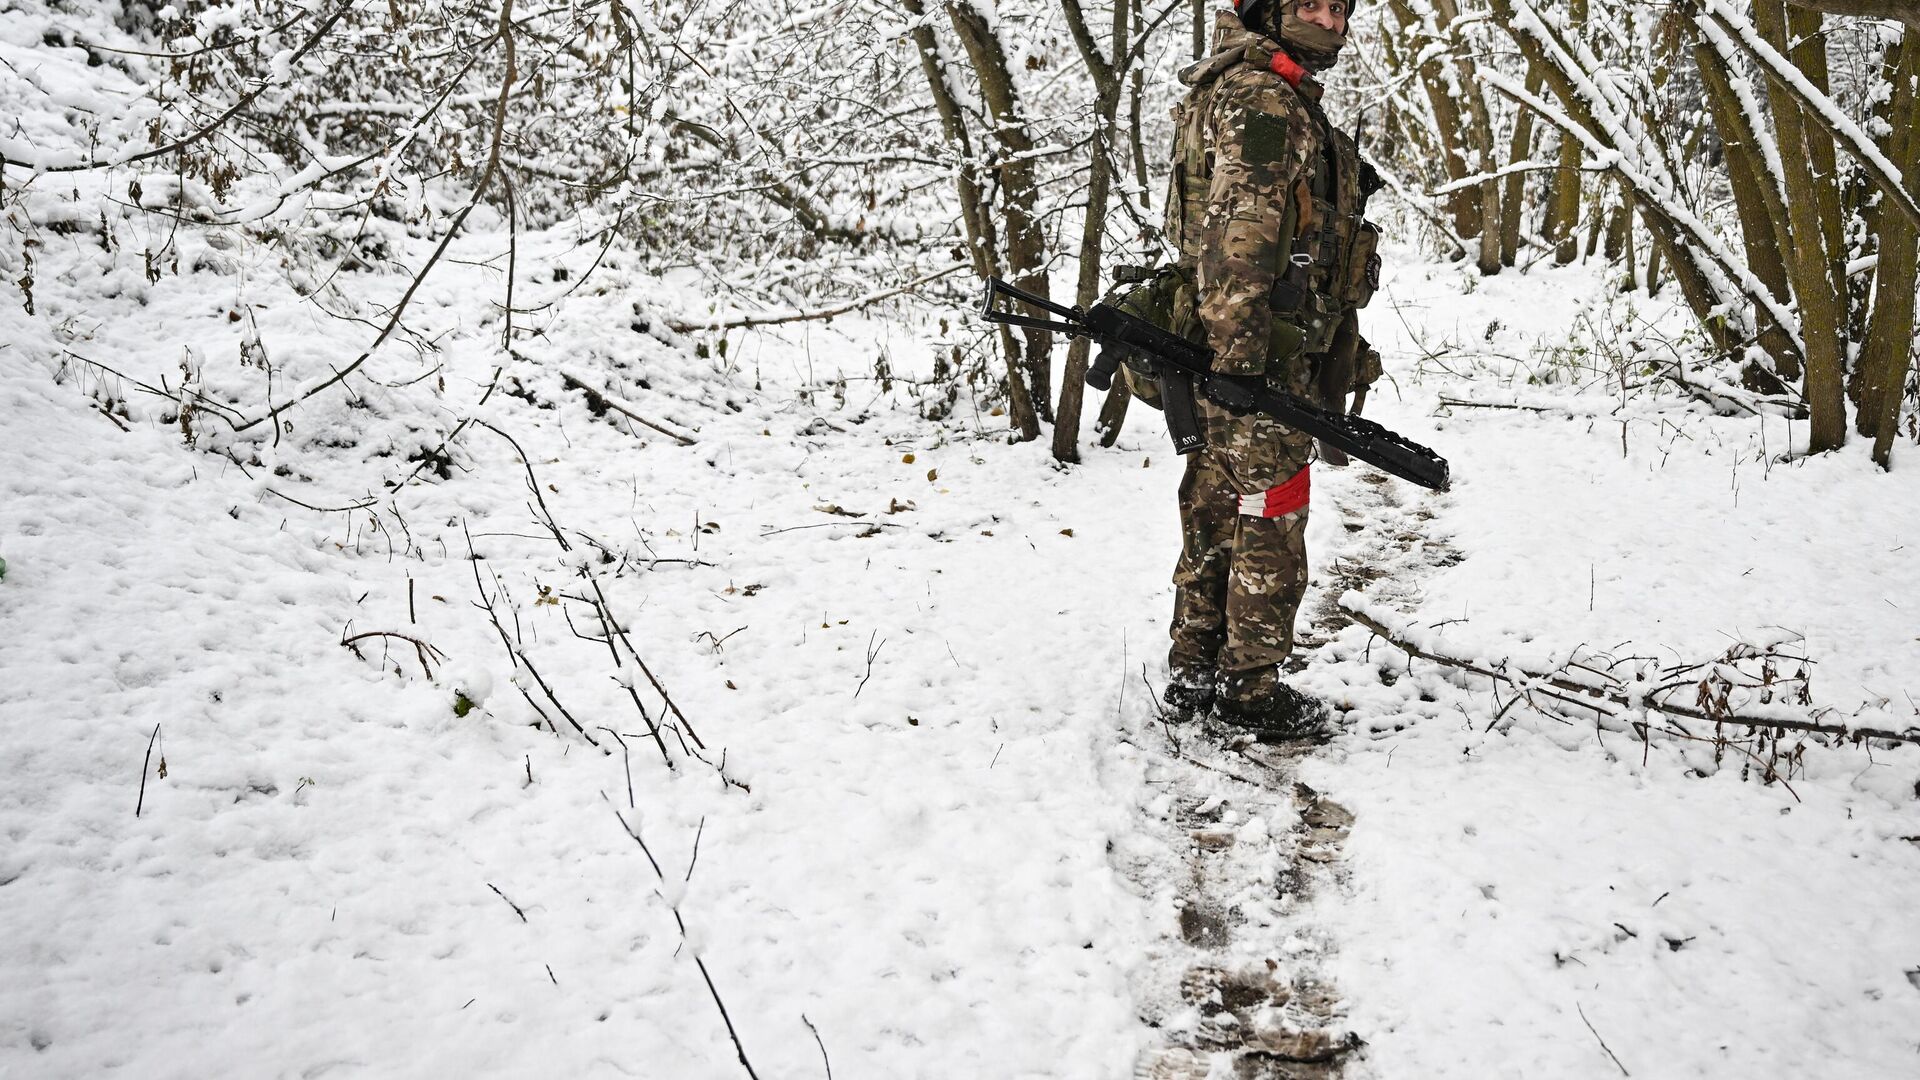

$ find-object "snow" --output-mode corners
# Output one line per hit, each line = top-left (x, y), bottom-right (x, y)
(6, 209), (1917, 1076)
(1292, 254), (1920, 1077)
(0, 226), (1168, 1076)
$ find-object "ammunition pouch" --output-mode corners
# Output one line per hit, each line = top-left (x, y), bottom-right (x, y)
(1342, 220), (1382, 310)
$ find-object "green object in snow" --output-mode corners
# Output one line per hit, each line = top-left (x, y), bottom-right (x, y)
(0, 556), (8, 581)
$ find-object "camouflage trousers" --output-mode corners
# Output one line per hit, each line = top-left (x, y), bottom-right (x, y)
(1169, 393), (1313, 687)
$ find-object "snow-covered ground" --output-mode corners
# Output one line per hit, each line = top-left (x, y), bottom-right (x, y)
(4, 208), (1918, 1080)
(1296, 259), (1920, 1079)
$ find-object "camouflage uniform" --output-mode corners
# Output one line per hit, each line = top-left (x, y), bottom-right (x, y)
(1161, 11), (1382, 710)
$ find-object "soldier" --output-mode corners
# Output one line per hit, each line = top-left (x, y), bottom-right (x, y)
(1158, 0), (1384, 731)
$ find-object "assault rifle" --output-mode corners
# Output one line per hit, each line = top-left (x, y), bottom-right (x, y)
(980, 277), (1449, 492)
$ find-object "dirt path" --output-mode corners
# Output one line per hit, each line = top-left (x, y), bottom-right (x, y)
(1123, 468), (1456, 1079)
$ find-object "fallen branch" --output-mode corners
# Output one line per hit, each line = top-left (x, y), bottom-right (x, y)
(558, 370), (698, 446)
(1343, 600), (1920, 746)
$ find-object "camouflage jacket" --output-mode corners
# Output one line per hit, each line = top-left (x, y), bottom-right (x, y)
(1166, 12), (1381, 381)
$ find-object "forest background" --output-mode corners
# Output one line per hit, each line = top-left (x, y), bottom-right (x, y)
(5, 0), (1914, 466)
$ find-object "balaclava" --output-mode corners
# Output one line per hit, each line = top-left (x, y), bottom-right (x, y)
(1238, 0), (1350, 73)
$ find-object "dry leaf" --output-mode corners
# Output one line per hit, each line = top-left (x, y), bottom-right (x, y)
(157, 758), (168, 780)
(926, 468), (938, 482)
(1059, 528), (1074, 538)
(726, 680), (738, 690)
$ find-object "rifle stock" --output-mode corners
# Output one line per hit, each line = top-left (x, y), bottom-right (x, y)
(979, 277), (1450, 492)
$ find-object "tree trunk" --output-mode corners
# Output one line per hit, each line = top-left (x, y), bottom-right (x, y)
(1544, 0), (1589, 264)
(1860, 36), (1919, 467)
(947, 0), (1054, 425)
(1101, 0), (1148, 448)
(1546, 134), (1584, 263)
(1433, 0), (1503, 275)
(1052, 0), (1128, 463)
(1389, 0), (1483, 242)
(1754, 0), (1848, 452)
(1693, 27), (1802, 381)
(1603, 200), (1628, 263)
(903, 0), (1040, 440)
(1499, 66), (1542, 267)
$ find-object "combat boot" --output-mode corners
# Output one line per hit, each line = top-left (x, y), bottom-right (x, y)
(1216, 668), (1331, 737)
(1161, 667), (1217, 722)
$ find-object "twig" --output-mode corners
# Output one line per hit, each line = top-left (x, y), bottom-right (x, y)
(802, 1014), (833, 1080)
(1141, 664), (1181, 757)
(340, 629), (446, 680)
(608, 799), (761, 1079)
(488, 882), (529, 923)
(760, 521), (906, 537)
(598, 727), (635, 807)
(474, 419), (570, 552)
(1576, 1001), (1630, 1077)
(135, 723), (161, 817)
(464, 522), (600, 748)
(855, 631), (887, 698)
(1437, 396), (1560, 413)
(582, 573), (710, 751)
(685, 815), (706, 882)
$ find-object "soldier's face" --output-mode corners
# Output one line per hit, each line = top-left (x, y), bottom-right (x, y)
(1294, 0), (1348, 33)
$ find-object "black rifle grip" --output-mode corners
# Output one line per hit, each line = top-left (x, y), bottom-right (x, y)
(1086, 346), (1118, 392)
(1159, 373), (1206, 455)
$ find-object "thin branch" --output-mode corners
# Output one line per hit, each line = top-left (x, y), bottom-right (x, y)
(1576, 1001), (1630, 1077)
(665, 262), (970, 332)
(135, 723), (161, 817)
(232, 2), (519, 432)
(488, 882), (529, 922)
